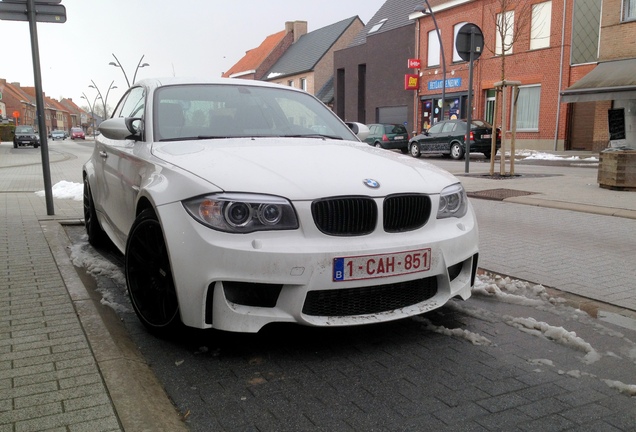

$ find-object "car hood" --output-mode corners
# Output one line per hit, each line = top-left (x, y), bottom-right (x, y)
(152, 138), (459, 200)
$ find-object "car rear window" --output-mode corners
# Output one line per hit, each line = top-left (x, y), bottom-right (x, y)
(385, 125), (407, 134)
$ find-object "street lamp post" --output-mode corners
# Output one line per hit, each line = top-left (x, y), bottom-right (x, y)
(414, 2), (446, 123)
(109, 53), (150, 88)
(81, 92), (99, 139)
(89, 80), (117, 119)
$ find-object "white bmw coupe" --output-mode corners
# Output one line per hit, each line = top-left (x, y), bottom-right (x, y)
(83, 77), (479, 335)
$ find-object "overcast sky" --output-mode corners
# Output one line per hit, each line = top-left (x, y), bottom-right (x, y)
(3, 0), (385, 111)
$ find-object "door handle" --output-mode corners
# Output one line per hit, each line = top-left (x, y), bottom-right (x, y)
(99, 151), (108, 158)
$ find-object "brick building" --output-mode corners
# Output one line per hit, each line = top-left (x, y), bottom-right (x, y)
(561, 0), (636, 149)
(410, 0), (593, 151)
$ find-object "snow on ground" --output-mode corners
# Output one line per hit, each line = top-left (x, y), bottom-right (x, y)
(35, 180), (83, 201)
(513, 149), (599, 162)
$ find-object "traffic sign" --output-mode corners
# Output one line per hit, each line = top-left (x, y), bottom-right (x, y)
(455, 23), (484, 62)
(0, 1), (66, 23)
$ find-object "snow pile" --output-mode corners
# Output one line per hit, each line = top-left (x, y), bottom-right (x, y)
(507, 316), (601, 364)
(69, 237), (130, 313)
(35, 180), (83, 201)
(472, 273), (563, 306)
(413, 316), (493, 346)
(513, 149), (599, 162)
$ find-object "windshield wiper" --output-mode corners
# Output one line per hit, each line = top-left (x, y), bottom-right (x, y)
(282, 134), (343, 140)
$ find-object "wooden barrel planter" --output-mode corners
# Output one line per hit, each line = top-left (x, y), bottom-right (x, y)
(598, 150), (636, 191)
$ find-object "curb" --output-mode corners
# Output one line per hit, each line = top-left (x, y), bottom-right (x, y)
(42, 220), (188, 432)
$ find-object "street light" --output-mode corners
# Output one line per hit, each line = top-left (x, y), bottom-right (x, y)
(81, 92), (99, 139)
(414, 2), (446, 123)
(89, 80), (117, 119)
(109, 53), (150, 88)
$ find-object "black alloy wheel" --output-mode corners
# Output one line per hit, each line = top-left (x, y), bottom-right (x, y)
(125, 209), (181, 334)
(83, 176), (107, 247)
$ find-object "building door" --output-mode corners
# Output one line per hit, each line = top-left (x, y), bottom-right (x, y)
(377, 106), (408, 126)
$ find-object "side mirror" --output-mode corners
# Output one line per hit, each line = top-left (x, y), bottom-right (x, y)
(99, 117), (143, 140)
(345, 122), (370, 141)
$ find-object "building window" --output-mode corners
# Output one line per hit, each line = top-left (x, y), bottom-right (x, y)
(452, 22), (468, 62)
(624, 0), (636, 20)
(571, 0), (601, 64)
(288, 80), (295, 87)
(300, 78), (307, 91)
(496, 11), (514, 55)
(484, 89), (496, 125)
(513, 85), (541, 131)
(427, 29), (441, 67)
(368, 18), (387, 34)
(530, 1), (552, 50)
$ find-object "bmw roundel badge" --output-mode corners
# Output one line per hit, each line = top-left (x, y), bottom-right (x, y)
(363, 178), (380, 189)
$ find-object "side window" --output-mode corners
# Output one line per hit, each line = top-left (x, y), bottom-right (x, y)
(442, 122), (456, 132)
(112, 87), (145, 119)
(428, 123), (443, 134)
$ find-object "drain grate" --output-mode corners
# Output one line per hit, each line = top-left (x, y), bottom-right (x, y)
(467, 188), (537, 201)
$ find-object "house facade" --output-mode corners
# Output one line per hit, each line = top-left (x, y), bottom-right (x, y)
(334, 0), (423, 131)
(409, 0), (593, 151)
(264, 16), (364, 105)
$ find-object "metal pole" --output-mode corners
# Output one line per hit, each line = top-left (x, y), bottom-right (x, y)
(132, 55), (146, 84)
(111, 53), (131, 87)
(464, 27), (476, 174)
(27, 0), (54, 215)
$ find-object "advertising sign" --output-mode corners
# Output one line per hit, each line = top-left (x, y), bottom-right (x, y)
(408, 58), (421, 69)
(404, 74), (419, 90)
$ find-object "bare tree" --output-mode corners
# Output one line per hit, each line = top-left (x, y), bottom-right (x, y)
(483, 0), (535, 81)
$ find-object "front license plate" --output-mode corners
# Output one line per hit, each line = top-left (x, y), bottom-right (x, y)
(333, 248), (431, 281)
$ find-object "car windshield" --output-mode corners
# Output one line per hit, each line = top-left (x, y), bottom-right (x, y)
(153, 84), (358, 142)
(16, 126), (35, 133)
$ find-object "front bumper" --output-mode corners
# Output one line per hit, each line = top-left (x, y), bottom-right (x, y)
(158, 200), (479, 332)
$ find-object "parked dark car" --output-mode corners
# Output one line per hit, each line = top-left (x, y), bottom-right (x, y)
(50, 130), (66, 140)
(70, 127), (85, 140)
(408, 119), (501, 160)
(364, 123), (409, 153)
(13, 125), (40, 149)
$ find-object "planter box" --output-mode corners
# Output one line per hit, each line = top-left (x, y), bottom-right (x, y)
(598, 150), (636, 190)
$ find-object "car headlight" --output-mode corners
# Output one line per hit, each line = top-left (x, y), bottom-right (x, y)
(437, 183), (468, 219)
(183, 193), (298, 233)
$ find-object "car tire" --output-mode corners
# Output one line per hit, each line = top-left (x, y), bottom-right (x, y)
(34, 144), (39, 149)
(13, 142), (17, 149)
(83, 176), (108, 248)
(450, 142), (464, 160)
(483, 152), (491, 159)
(125, 208), (182, 335)
(374, 142), (382, 149)
(409, 142), (421, 158)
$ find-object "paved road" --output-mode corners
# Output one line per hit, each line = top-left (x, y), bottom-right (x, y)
(64, 222), (636, 431)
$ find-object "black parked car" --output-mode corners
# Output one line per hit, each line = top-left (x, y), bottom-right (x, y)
(408, 119), (500, 160)
(364, 123), (409, 153)
(13, 125), (40, 149)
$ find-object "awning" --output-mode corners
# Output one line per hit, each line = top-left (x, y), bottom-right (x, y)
(560, 58), (636, 103)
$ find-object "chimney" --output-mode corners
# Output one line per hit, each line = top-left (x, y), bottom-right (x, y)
(285, 21), (307, 43)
